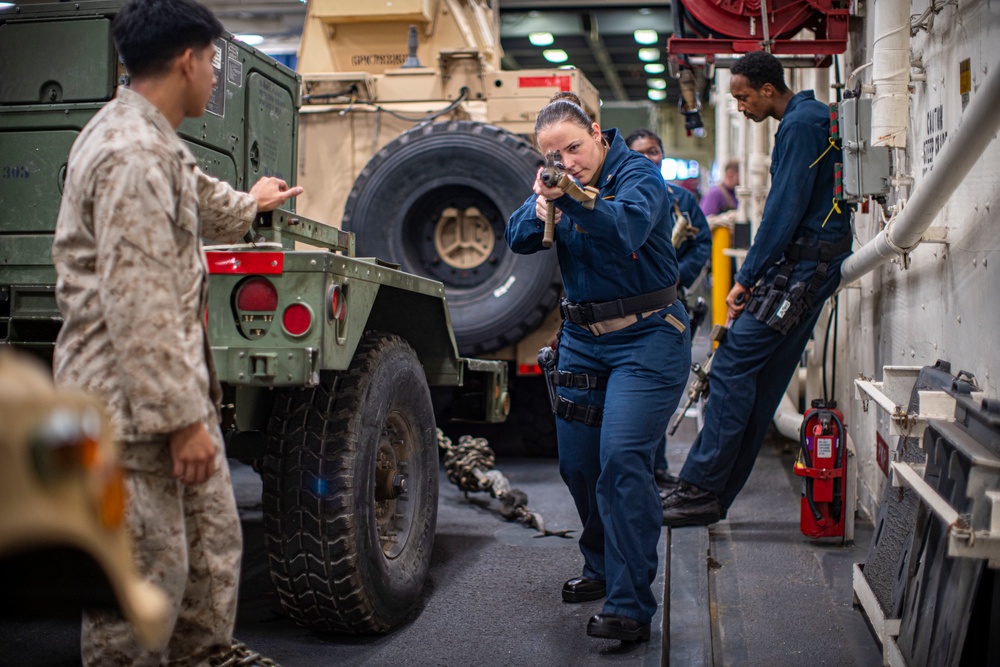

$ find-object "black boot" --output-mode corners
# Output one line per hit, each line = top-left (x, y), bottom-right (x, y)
(562, 577), (606, 602)
(661, 481), (722, 527)
(654, 468), (681, 495)
(586, 613), (651, 642)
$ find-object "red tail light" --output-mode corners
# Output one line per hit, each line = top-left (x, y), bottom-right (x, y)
(282, 303), (313, 336)
(233, 277), (278, 339)
(236, 277), (278, 311)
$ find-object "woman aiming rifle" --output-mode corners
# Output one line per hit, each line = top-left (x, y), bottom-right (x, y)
(505, 94), (690, 642)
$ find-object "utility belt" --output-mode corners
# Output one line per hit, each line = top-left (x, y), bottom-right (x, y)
(560, 285), (677, 336)
(746, 233), (851, 335)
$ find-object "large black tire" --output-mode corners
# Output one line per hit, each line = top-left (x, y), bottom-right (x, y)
(343, 120), (561, 356)
(262, 332), (438, 633)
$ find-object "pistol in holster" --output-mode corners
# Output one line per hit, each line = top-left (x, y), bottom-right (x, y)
(538, 345), (559, 411)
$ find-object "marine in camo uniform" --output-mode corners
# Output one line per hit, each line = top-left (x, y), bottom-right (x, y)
(51, 1), (301, 664)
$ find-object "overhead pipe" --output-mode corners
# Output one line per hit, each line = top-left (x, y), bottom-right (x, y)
(840, 55), (1000, 283)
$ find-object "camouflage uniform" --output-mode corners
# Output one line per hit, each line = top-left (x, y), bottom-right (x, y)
(52, 87), (257, 666)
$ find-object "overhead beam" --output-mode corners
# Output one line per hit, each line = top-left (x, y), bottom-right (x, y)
(583, 13), (628, 102)
(202, 2), (307, 18)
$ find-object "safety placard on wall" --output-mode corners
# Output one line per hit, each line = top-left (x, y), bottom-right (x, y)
(876, 431), (889, 477)
(960, 58), (971, 109)
(817, 436), (833, 460)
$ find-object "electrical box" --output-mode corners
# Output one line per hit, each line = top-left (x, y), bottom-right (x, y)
(834, 96), (890, 202)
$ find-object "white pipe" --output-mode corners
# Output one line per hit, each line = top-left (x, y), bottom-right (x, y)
(748, 121), (770, 237)
(774, 391), (804, 441)
(871, 0), (910, 147)
(840, 56), (1000, 283)
(714, 69), (731, 175)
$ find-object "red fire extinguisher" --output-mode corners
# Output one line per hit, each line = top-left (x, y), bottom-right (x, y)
(794, 399), (847, 539)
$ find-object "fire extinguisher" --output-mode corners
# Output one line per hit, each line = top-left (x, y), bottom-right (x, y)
(794, 399), (847, 539)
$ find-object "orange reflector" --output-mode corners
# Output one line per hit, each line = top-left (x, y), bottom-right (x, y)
(100, 466), (127, 529)
(79, 437), (101, 470)
(329, 285), (346, 322)
(518, 364), (542, 376)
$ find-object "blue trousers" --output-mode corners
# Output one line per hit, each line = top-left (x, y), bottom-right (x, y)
(556, 301), (690, 624)
(653, 435), (670, 471)
(679, 271), (841, 510)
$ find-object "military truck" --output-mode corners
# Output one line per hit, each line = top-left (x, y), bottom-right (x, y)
(0, 0), (507, 634)
(294, 0), (602, 453)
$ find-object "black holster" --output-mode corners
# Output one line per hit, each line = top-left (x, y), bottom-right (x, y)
(538, 345), (608, 427)
(538, 345), (559, 411)
(747, 233), (850, 336)
(747, 281), (809, 335)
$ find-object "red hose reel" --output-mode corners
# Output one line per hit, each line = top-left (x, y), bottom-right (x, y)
(668, 0), (848, 59)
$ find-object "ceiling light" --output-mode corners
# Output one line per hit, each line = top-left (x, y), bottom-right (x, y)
(647, 89), (667, 101)
(0, 2), (15, 8)
(543, 49), (569, 64)
(235, 34), (264, 46)
(528, 32), (554, 47)
(638, 8), (653, 15)
(638, 48), (661, 62)
(644, 63), (666, 74)
(647, 78), (667, 90)
(634, 30), (658, 45)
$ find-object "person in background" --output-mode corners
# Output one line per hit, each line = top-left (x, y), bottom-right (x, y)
(507, 96), (690, 643)
(625, 128), (711, 493)
(52, 0), (301, 663)
(701, 158), (740, 219)
(662, 50), (852, 527)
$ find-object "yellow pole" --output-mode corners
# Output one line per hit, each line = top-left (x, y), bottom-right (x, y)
(711, 226), (732, 329)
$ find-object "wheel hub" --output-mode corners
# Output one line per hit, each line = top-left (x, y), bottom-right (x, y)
(433, 206), (495, 270)
(374, 414), (416, 559)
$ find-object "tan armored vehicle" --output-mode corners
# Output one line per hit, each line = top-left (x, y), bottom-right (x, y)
(0, 350), (168, 648)
(295, 0), (600, 452)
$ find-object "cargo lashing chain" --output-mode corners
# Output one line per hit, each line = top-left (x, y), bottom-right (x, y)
(436, 429), (573, 538)
(210, 641), (281, 667)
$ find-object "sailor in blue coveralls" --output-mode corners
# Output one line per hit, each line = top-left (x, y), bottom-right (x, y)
(625, 128), (712, 491)
(506, 98), (690, 642)
(662, 51), (853, 526)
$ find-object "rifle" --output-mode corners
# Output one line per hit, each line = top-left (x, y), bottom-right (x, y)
(537, 150), (600, 249)
(540, 151), (563, 248)
(668, 323), (726, 436)
(668, 291), (748, 435)
(670, 201), (699, 249)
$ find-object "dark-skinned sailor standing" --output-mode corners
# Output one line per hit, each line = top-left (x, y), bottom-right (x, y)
(662, 50), (853, 526)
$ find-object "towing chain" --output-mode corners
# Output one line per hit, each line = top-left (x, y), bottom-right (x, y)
(210, 641), (281, 667)
(436, 429), (573, 538)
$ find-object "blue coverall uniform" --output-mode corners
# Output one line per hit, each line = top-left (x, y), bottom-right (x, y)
(679, 91), (853, 510)
(653, 183), (711, 473)
(506, 129), (691, 624)
(668, 183), (713, 291)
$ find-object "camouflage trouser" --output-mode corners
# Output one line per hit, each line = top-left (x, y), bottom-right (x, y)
(82, 415), (243, 667)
